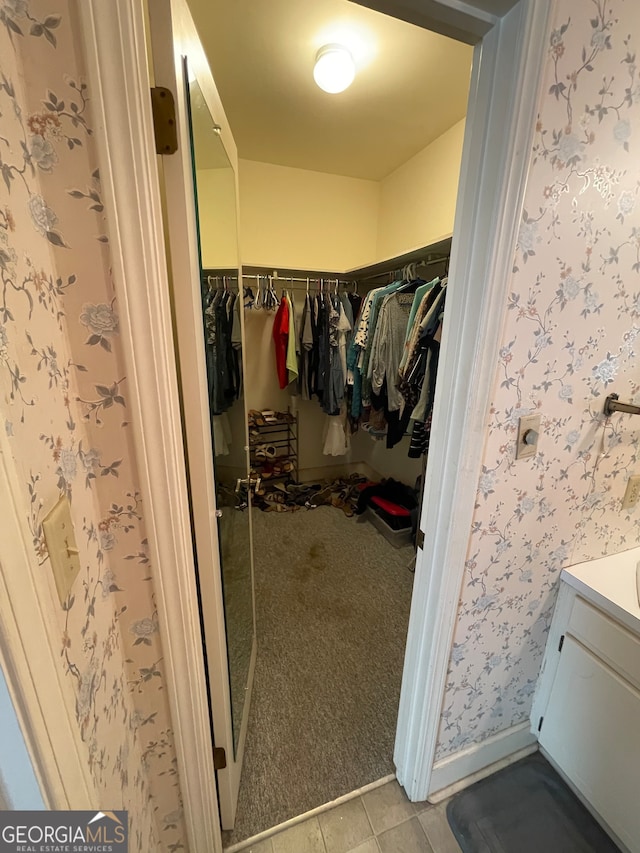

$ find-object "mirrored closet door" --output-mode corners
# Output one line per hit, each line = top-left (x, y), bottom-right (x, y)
(148, 0), (257, 828)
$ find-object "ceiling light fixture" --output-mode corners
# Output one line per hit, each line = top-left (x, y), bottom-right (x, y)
(313, 44), (355, 94)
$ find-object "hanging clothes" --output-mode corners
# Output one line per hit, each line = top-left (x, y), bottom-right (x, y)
(325, 295), (344, 415)
(202, 282), (239, 415)
(337, 298), (353, 390)
(406, 285), (447, 457)
(347, 285), (387, 419)
(285, 293), (299, 387)
(360, 280), (405, 386)
(272, 296), (290, 390)
(299, 292), (314, 401)
(398, 280), (444, 412)
(316, 292), (330, 403)
(231, 290), (243, 398)
(369, 290), (415, 412)
(322, 405), (351, 456)
(246, 256), (448, 461)
(355, 282), (399, 407)
(347, 292), (363, 327)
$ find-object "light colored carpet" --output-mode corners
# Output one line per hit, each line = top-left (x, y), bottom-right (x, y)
(218, 503), (253, 753)
(222, 506), (414, 847)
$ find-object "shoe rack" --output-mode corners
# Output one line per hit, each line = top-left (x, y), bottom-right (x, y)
(248, 410), (298, 483)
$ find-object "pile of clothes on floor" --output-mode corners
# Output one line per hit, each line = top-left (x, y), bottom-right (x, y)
(252, 473), (367, 515)
(250, 474), (419, 521)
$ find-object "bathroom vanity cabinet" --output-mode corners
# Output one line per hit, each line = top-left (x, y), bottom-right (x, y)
(531, 549), (640, 853)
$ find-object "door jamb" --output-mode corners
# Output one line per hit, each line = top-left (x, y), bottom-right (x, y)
(77, 0), (551, 848)
(394, 0), (551, 800)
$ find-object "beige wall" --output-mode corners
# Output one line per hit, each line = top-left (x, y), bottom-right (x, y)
(377, 119), (465, 260)
(196, 166), (239, 269)
(238, 159), (380, 271)
(237, 122), (464, 273)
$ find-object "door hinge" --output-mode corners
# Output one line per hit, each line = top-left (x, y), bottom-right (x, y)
(537, 716), (543, 732)
(150, 86), (178, 155)
(416, 529), (425, 550)
(558, 634), (565, 653)
(213, 746), (227, 771)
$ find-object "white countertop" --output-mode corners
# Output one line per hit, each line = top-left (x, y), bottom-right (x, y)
(561, 546), (640, 636)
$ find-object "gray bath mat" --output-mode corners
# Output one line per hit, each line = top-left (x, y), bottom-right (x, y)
(446, 753), (620, 852)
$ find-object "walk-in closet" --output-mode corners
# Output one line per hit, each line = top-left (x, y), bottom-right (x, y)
(172, 0), (474, 845)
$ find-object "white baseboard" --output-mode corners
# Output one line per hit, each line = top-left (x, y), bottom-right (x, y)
(428, 722), (538, 802)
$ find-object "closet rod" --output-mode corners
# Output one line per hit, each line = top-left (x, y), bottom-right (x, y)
(356, 252), (450, 283)
(241, 274), (354, 286)
(419, 254), (450, 268)
(203, 274), (239, 287)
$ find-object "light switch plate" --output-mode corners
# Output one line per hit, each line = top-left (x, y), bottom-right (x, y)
(42, 495), (81, 606)
(621, 475), (640, 511)
(516, 414), (541, 460)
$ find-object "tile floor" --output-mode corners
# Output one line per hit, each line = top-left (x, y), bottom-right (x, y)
(236, 780), (461, 853)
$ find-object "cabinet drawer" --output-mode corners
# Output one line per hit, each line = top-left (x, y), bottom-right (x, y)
(568, 596), (640, 691)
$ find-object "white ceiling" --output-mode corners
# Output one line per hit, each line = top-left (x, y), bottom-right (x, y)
(186, 0), (473, 181)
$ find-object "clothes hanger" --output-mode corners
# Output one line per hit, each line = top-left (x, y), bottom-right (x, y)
(268, 275), (278, 311)
(242, 278), (255, 310)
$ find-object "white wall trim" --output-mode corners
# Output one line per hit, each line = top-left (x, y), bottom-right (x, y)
(429, 722), (538, 799)
(77, 3), (220, 852)
(394, 0), (552, 801)
(0, 431), (97, 810)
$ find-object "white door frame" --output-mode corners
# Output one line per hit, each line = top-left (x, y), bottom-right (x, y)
(78, 3), (220, 852)
(77, 0), (551, 849)
(395, 0), (551, 800)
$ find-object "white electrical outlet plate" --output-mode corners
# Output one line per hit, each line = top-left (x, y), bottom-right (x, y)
(42, 495), (81, 606)
(621, 475), (640, 511)
(516, 414), (541, 460)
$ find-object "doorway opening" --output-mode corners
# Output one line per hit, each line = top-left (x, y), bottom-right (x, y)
(184, 0), (473, 845)
(87, 0), (550, 848)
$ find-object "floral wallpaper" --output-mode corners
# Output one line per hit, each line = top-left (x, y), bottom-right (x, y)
(0, 1), (187, 848)
(436, 0), (640, 760)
